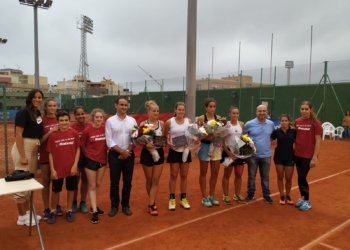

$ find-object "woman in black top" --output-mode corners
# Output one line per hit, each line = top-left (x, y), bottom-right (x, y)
(12, 89), (44, 226)
(271, 114), (296, 205)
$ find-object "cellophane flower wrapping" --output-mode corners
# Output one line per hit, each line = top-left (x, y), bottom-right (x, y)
(222, 145), (235, 168)
(182, 124), (208, 162)
(231, 134), (256, 159)
(134, 124), (160, 162)
(203, 118), (231, 157)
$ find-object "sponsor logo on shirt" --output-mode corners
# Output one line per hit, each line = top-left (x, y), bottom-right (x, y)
(44, 124), (57, 133)
(89, 134), (106, 142)
(55, 137), (76, 147)
(296, 124), (311, 131)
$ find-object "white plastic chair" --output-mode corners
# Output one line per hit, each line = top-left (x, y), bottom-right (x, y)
(335, 126), (345, 139)
(321, 122), (335, 140)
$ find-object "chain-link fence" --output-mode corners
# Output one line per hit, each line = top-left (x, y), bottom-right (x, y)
(1, 60), (350, 177)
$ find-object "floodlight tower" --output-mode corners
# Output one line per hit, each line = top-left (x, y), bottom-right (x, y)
(285, 61), (294, 86)
(19, 0), (53, 89)
(77, 15), (93, 90)
(0, 38), (8, 45)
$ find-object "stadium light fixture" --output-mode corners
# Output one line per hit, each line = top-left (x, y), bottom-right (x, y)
(18, 0), (53, 89)
(0, 38), (8, 44)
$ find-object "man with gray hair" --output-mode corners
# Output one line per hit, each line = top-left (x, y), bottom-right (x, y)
(244, 105), (275, 203)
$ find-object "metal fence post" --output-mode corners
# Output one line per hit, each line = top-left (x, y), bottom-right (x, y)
(239, 70), (242, 110)
(259, 68), (263, 99)
(2, 85), (9, 174)
(207, 74), (210, 97)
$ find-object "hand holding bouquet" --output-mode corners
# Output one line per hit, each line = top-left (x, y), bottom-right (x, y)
(234, 134), (256, 157)
(222, 134), (256, 168)
(182, 124), (208, 162)
(203, 117), (231, 157)
(133, 124), (160, 162)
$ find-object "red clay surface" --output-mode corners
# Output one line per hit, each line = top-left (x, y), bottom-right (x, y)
(0, 139), (349, 250)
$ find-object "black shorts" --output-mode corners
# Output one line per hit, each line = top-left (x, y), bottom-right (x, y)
(274, 158), (294, 167)
(85, 158), (107, 171)
(40, 162), (49, 165)
(166, 149), (191, 163)
(52, 176), (78, 192)
(220, 150), (246, 166)
(78, 155), (87, 170)
(140, 148), (165, 167)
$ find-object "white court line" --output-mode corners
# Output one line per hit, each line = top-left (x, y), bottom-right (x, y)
(299, 219), (350, 250)
(105, 169), (350, 250)
(318, 242), (341, 250)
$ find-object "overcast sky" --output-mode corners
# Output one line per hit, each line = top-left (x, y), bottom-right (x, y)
(1, 0), (349, 87)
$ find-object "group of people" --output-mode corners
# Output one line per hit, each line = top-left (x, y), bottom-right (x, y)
(11, 89), (322, 226)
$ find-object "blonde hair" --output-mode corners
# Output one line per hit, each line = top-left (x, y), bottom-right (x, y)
(90, 108), (105, 122)
(145, 100), (158, 111)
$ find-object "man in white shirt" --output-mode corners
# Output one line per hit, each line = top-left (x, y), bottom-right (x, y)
(105, 97), (137, 216)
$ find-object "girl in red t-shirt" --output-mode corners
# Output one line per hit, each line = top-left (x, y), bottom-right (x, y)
(70, 106), (90, 213)
(294, 101), (322, 211)
(39, 98), (61, 220)
(81, 109), (107, 224)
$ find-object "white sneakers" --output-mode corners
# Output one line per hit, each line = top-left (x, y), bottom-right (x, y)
(17, 211), (42, 226)
(168, 199), (176, 210)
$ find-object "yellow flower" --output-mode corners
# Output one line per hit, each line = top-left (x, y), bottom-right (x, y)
(143, 127), (152, 134)
(209, 120), (217, 126)
(242, 135), (249, 142)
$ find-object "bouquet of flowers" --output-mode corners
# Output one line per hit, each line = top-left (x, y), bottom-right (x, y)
(182, 123), (208, 162)
(222, 134), (256, 167)
(203, 117), (231, 157)
(132, 124), (160, 162)
(222, 135), (256, 168)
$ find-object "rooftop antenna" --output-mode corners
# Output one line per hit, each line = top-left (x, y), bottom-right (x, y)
(137, 65), (164, 92)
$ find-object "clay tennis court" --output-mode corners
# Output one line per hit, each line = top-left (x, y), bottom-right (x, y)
(0, 138), (349, 250)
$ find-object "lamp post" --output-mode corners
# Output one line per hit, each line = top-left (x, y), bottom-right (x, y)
(19, 0), (53, 89)
(0, 38), (8, 45)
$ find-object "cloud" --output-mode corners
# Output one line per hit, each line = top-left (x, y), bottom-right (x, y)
(1, 0), (349, 86)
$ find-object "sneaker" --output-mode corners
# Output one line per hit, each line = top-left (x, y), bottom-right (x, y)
(42, 208), (50, 221)
(47, 212), (56, 224)
(17, 214), (37, 226)
(233, 194), (246, 204)
(91, 212), (99, 224)
(56, 204), (63, 216)
(295, 197), (305, 207)
(147, 205), (158, 216)
(79, 201), (88, 213)
(180, 198), (191, 209)
(245, 194), (255, 202)
(66, 211), (75, 222)
(202, 197), (212, 207)
(286, 195), (293, 205)
(223, 195), (231, 205)
(26, 210), (42, 221)
(153, 202), (158, 210)
(279, 196), (286, 205)
(209, 196), (220, 206)
(72, 201), (77, 213)
(90, 207), (105, 215)
(299, 200), (312, 211)
(263, 196), (273, 204)
(168, 199), (176, 211)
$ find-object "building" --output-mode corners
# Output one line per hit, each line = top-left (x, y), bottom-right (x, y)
(56, 76), (125, 96)
(195, 75), (261, 90)
(0, 68), (49, 92)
